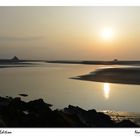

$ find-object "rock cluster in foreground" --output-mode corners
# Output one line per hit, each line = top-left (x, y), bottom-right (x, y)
(0, 96), (139, 127)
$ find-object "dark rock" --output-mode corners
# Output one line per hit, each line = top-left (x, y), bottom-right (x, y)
(8, 97), (27, 110)
(116, 119), (139, 127)
(18, 94), (28, 97)
(88, 109), (97, 114)
(24, 99), (55, 127)
(53, 110), (85, 127)
(63, 105), (139, 127)
(0, 96), (139, 127)
(27, 99), (52, 113)
(95, 112), (114, 127)
(64, 105), (86, 115)
(0, 96), (11, 107)
(64, 105), (114, 127)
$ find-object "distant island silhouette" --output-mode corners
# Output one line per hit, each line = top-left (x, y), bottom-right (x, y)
(47, 60), (140, 65)
(0, 56), (140, 66)
(11, 56), (20, 62)
(0, 56), (44, 65)
(0, 56), (22, 64)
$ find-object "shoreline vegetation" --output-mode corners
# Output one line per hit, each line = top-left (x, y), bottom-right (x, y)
(0, 96), (139, 127)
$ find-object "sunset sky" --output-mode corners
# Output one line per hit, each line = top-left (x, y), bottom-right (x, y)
(0, 7), (140, 60)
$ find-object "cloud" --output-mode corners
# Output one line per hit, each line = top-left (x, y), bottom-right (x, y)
(0, 36), (43, 42)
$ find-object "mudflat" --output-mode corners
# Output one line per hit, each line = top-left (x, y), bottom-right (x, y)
(73, 67), (140, 85)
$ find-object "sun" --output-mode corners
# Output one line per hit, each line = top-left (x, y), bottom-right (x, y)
(101, 27), (113, 40)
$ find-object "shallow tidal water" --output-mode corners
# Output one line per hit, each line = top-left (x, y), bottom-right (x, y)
(0, 63), (140, 114)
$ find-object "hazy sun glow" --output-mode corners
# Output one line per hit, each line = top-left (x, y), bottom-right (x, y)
(103, 83), (110, 99)
(101, 28), (113, 40)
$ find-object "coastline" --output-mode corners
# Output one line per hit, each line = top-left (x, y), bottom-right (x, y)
(0, 61), (140, 127)
(73, 67), (140, 85)
(0, 96), (139, 127)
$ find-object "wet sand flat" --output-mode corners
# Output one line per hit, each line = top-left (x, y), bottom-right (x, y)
(73, 67), (140, 85)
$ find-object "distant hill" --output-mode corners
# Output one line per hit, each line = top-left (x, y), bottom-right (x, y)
(0, 56), (21, 64)
(11, 56), (20, 62)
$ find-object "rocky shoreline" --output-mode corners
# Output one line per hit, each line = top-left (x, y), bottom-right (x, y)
(0, 96), (139, 127)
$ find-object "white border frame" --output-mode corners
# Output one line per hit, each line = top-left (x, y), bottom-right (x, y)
(0, 1), (140, 140)
(0, 0), (140, 6)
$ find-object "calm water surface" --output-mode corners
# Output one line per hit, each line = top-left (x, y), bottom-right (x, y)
(0, 63), (140, 113)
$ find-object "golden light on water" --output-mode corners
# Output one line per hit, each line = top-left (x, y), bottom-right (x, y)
(103, 83), (110, 99)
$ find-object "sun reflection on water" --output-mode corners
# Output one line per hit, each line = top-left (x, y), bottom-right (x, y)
(103, 83), (110, 99)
